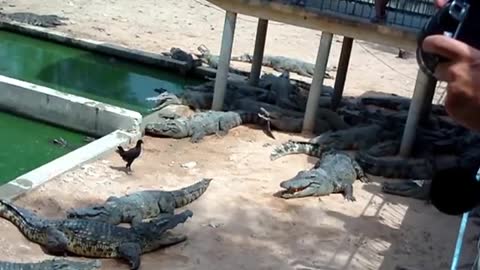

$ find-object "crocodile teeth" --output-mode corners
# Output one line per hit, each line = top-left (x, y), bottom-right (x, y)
(282, 187), (305, 194)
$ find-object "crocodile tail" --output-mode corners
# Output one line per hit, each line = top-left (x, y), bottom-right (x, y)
(171, 178), (213, 208)
(238, 111), (275, 139)
(354, 151), (433, 179)
(270, 141), (323, 161)
(0, 199), (48, 243)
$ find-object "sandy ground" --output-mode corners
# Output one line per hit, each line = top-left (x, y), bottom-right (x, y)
(0, 0), (476, 269)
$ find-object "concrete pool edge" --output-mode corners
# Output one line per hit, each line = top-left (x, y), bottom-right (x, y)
(0, 75), (144, 200)
(0, 129), (142, 200)
(0, 74), (142, 137)
(0, 20), (244, 81)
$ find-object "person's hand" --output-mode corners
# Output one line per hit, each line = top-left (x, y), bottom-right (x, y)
(434, 0), (447, 8)
(422, 35), (480, 131)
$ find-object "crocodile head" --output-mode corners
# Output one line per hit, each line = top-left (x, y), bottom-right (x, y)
(65, 205), (122, 224)
(148, 92), (183, 112)
(144, 118), (189, 138)
(278, 169), (323, 199)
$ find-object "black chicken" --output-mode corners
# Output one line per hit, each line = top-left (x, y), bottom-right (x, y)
(116, 139), (143, 173)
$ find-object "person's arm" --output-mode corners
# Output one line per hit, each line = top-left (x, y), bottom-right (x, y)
(422, 0), (480, 131)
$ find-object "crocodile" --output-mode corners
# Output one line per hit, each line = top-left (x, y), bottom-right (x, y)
(358, 150), (417, 178)
(0, 258), (101, 270)
(359, 95), (447, 116)
(275, 150), (369, 200)
(195, 45), (250, 77)
(258, 71), (303, 112)
(381, 180), (431, 200)
(149, 72), (306, 112)
(0, 199), (192, 270)
(231, 53), (334, 79)
(258, 108), (332, 135)
(268, 139), (457, 181)
(144, 110), (275, 142)
(50, 137), (92, 151)
(354, 140), (480, 179)
(232, 98), (349, 132)
(161, 47), (202, 74)
(269, 126), (394, 161)
(148, 89), (214, 111)
(270, 140), (325, 161)
(0, 12), (68, 27)
(66, 178), (212, 226)
(146, 88), (338, 135)
(308, 124), (397, 150)
(147, 81), (273, 111)
(353, 139), (453, 179)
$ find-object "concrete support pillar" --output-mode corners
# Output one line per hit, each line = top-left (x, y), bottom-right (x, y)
(248, 18), (269, 86)
(331, 36), (354, 111)
(399, 69), (437, 157)
(419, 76), (437, 123)
(302, 32), (333, 133)
(212, 11), (237, 111)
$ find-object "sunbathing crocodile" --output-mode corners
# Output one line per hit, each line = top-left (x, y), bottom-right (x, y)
(274, 149), (369, 200)
(148, 71), (305, 112)
(148, 90), (338, 135)
(66, 178), (212, 226)
(231, 53), (334, 79)
(308, 124), (398, 150)
(148, 81), (274, 112)
(0, 258), (101, 270)
(161, 47), (202, 74)
(145, 110), (275, 142)
(258, 71), (305, 112)
(258, 108), (333, 135)
(232, 98), (349, 132)
(269, 125), (395, 161)
(354, 137), (480, 179)
(381, 180), (431, 201)
(359, 95), (447, 116)
(0, 12), (67, 27)
(270, 140), (325, 161)
(0, 199), (192, 270)
(195, 45), (250, 77)
(146, 86), (339, 135)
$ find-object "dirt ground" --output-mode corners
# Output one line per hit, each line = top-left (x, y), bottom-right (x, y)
(0, 0), (477, 269)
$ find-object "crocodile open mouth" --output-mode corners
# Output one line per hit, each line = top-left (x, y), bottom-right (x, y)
(281, 187), (307, 195)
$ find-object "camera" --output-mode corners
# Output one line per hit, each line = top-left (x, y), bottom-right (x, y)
(416, 0), (480, 77)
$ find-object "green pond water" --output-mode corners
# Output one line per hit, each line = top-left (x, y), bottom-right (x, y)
(0, 30), (203, 115)
(0, 111), (88, 183)
(0, 30), (205, 183)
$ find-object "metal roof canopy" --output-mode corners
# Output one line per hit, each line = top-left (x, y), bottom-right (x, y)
(206, 0), (438, 157)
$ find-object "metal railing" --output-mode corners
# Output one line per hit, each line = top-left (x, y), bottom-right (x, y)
(269, 0), (436, 29)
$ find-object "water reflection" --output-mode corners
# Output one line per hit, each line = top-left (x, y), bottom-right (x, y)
(0, 30), (202, 114)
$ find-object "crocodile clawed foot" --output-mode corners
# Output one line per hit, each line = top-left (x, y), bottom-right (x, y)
(360, 176), (370, 183)
(280, 193), (294, 199)
(344, 195), (356, 202)
(278, 190), (295, 199)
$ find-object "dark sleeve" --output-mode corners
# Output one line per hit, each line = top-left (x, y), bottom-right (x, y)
(461, 0), (480, 49)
